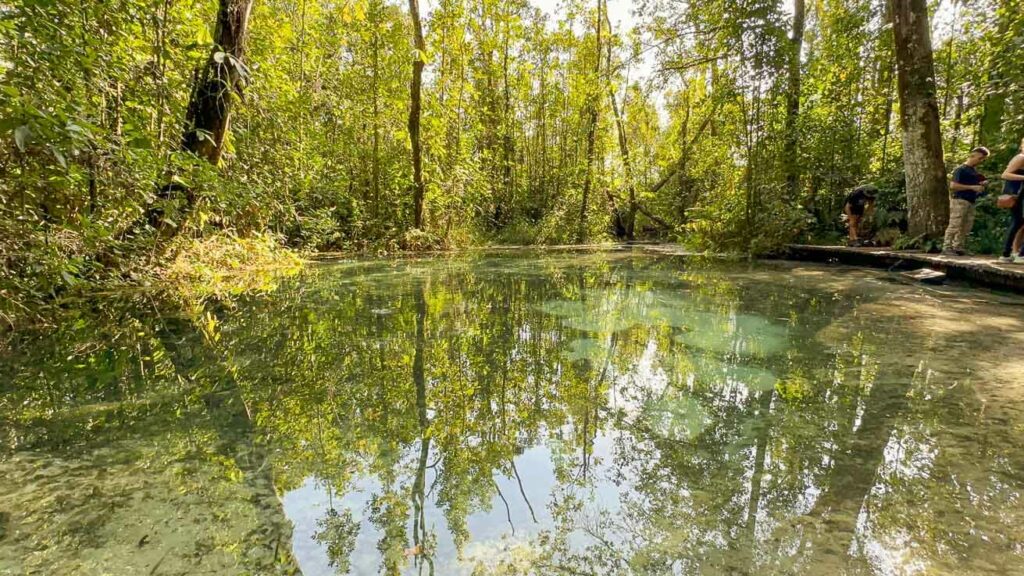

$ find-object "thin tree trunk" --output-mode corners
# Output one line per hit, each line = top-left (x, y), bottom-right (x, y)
(501, 18), (515, 217)
(650, 98), (719, 196)
(154, 0), (172, 146)
(951, 89), (964, 157)
(784, 0), (805, 195)
(408, 0), (426, 229)
(577, 0), (602, 244)
(371, 0), (381, 219)
(890, 0), (948, 239)
(977, 0), (1011, 146)
(878, 42), (896, 171)
(978, 72), (1006, 147)
(539, 51), (549, 213)
(606, 39), (635, 239)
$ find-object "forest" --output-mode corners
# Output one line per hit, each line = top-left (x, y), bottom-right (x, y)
(1, 0), (1023, 324)
(5, 1), (1024, 572)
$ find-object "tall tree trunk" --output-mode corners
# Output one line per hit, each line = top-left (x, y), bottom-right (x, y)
(371, 0), (382, 220)
(889, 0), (948, 239)
(605, 36), (635, 239)
(125, 0), (252, 242)
(408, 0), (426, 230)
(154, 0), (172, 146)
(577, 0), (602, 244)
(951, 89), (964, 157)
(978, 72), (1006, 147)
(539, 51), (549, 214)
(501, 19), (515, 218)
(784, 0), (805, 196)
(876, 39), (896, 171)
(181, 0), (255, 166)
(977, 0), (1011, 147)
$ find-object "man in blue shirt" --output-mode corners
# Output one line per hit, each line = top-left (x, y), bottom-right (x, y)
(942, 146), (990, 256)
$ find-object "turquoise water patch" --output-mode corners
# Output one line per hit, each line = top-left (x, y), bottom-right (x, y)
(563, 338), (608, 362)
(642, 394), (710, 441)
(674, 312), (790, 357)
(680, 354), (778, 392)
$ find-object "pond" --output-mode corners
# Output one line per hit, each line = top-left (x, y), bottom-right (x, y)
(3, 249), (1024, 575)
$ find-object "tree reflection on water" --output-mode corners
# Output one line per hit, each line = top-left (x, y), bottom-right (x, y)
(2, 251), (1024, 575)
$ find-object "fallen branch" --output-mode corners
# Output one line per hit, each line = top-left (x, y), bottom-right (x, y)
(606, 189), (673, 231)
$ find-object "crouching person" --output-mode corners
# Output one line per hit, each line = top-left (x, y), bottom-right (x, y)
(843, 185), (878, 247)
(942, 146), (990, 256)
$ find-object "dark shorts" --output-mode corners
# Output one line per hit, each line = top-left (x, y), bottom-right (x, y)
(847, 203), (865, 217)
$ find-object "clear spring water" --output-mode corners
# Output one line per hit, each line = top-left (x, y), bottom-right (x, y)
(3, 249), (1024, 575)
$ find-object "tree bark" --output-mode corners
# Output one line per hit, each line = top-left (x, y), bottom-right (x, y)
(978, 73), (1005, 147)
(784, 0), (805, 196)
(181, 0), (255, 166)
(538, 51), (549, 214)
(501, 20), (515, 218)
(577, 0), (602, 244)
(876, 40), (895, 171)
(889, 0), (948, 239)
(371, 0), (382, 219)
(124, 0), (251, 241)
(408, 0), (426, 229)
(977, 0), (1011, 147)
(605, 28), (635, 239)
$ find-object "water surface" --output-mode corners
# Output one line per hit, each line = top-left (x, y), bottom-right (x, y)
(3, 250), (1024, 575)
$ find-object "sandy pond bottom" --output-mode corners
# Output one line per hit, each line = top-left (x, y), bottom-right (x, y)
(3, 250), (1024, 575)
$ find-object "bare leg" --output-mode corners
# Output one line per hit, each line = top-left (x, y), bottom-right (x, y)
(848, 215), (861, 242)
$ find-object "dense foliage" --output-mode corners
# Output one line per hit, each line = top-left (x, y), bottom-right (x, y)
(1, 0), (1023, 321)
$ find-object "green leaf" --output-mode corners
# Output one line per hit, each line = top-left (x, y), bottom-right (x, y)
(14, 125), (29, 152)
(50, 146), (67, 169)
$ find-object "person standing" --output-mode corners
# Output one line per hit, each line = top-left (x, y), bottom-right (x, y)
(998, 138), (1024, 263)
(842, 185), (877, 247)
(942, 147), (990, 256)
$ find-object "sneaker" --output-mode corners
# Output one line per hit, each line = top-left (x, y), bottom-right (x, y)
(1014, 255), (1024, 264)
(940, 249), (959, 257)
(998, 256), (1014, 263)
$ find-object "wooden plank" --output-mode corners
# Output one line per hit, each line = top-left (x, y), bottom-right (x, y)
(901, 268), (947, 284)
(781, 244), (1024, 294)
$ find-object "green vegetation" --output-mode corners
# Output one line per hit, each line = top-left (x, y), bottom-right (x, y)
(2, 0), (1023, 324)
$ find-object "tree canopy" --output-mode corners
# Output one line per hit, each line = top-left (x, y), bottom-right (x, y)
(1, 0), (1023, 318)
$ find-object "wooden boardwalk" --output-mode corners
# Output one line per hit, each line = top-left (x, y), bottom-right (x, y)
(782, 244), (1024, 293)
